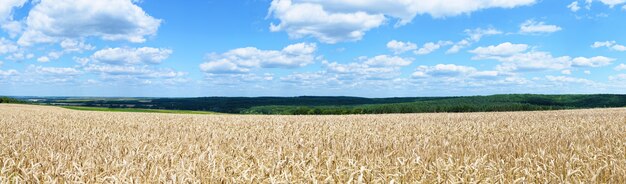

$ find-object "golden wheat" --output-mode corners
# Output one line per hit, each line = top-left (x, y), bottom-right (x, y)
(0, 104), (625, 183)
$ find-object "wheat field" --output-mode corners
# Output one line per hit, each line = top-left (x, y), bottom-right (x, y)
(0, 104), (625, 183)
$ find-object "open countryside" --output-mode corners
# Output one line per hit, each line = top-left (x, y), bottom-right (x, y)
(1, 104), (625, 183)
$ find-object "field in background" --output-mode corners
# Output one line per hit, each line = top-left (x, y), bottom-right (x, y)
(1, 104), (625, 183)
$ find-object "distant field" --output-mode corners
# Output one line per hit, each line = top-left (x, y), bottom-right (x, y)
(1, 104), (624, 183)
(62, 106), (219, 115)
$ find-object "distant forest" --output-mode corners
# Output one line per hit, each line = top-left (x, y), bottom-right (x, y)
(14, 94), (626, 115)
(0, 97), (22, 104)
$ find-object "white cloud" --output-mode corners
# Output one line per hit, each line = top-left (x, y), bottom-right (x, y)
(446, 28), (502, 54)
(415, 41), (453, 55)
(281, 72), (330, 85)
(561, 70), (572, 75)
(387, 40), (417, 54)
(0, 69), (18, 76)
(0, 38), (19, 55)
(1, 21), (23, 38)
(0, 61), (3, 67)
(615, 63), (626, 71)
(4, 65), (85, 84)
(412, 64), (503, 79)
(0, 0), (27, 21)
(591, 41), (626, 51)
(73, 57), (90, 65)
(60, 39), (95, 53)
(598, 0), (626, 7)
(6, 52), (34, 61)
(413, 64), (477, 77)
(361, 55), (412, 67)
(546, 75), (594, 84)
(85, 64), (185, 78)
(496, 53), (563, 71)
(609, 74), (626, 81)
(18, 0), (161, 46)
(571, 56), (615, 67)
(472, 43), (614, 72)
(465, 28), (502, 41)
(470, 42), (529, 56)
(520, 20), (562, 34)
(268, 0), (385, 44)
(447, 40), (471, 54)
(268, 0), (534, 43)
(585, 0), (593, 9)
(322, 55), (412, 80)
(323, 61), (397, 80)
(200, 43), (317, 74)
(92, 47), (173, 65)
(568, 1), (581, 12)
(200, 59), (251, 74)
(36, 56), (50, 63)
(577, 0), (626, 10)
(410, 64), (528, 89)
(32, 66), (82, 76)
(584, 70), (592, 74)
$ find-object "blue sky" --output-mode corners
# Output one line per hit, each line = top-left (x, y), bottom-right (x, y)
(0, 0), (625, 97)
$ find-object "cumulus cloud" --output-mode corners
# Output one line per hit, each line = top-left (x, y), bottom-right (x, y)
(446, 28), (502, 54)
(568, 1), (581, 12)
(415, 41), (453, 55)
(0, 38), (19, 55)
(591, 41), (626, 51)
(36, 56), (50, 63)
(410, 64), (530, 89)
(2, 65), (85, 84)
(361, 55), (412, 67)
(18, 0), (161, 46)
(412, 64), (501, 79)
(60, 39), (95, 53)
(200, 60), (250, 74)
(32, 66), (83, 76)
(615, 63), (626, 71)
(72, 46), (186, 83)
(323, 55), (412, 80)
(387, 39), (456, 55)
(268, 0), (534, 43)
(200, 43), (317, 74)
(470, 42), (529, 57)
(598, 0), (626, 7)
(473, 42), (614, 72)
(609, 74), (626, 81)
(280, 72), (331, 85)
(495, 52), (573, 72)
(561, 70), (572, 75)
(268, 0), (385, 44)
(91, 47), (173, 65)
(6, 52), (33, 61)
(0, 0), (25, 17)
(85, 64), (185, 78)
(0, 68), (18, 76)
(387, 40), (417, 54)
(546, 75), (594, 84)
(520, 20), (562, 34)
(0, 0), (25, 38)
(571, 56), (615, 67)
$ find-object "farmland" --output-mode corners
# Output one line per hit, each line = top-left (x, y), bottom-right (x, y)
(1, 104), (625, 183)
